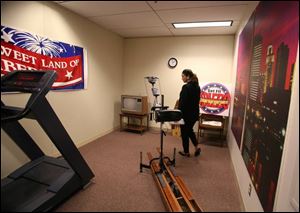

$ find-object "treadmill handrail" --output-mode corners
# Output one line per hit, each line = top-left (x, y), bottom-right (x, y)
(1, 104), (31, 123)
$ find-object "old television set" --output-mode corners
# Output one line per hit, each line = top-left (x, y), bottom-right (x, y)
(121, 95), (148, 115)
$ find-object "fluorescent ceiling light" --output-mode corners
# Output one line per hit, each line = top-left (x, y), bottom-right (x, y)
(172, 21), (233, 29)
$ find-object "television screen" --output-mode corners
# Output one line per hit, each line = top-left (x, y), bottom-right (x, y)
(123, 97), (138, 111)
(121, 95), (147, 115)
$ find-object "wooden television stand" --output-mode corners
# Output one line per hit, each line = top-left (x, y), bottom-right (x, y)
(120, 113), (149, 134)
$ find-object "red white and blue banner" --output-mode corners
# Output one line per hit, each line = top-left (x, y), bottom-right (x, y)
(1, 25), (87, 90)
(199, 82), (231, 116)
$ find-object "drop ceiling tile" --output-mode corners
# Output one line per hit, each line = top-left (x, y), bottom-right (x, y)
(157, 5), (248, 23)
(55, 1), (258, 38)
(90, 11), (164, 29)
(59, 1), (152, 17)
(114, 26), (172, 38)
(147, 1), (251, 10)
(171, 27), (237, 36)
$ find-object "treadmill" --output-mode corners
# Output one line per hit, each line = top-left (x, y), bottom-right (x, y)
(1, 70), (95, 212)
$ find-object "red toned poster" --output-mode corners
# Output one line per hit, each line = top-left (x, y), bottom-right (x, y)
(231, 12), (255, 148)
(233, 1), (299, 211)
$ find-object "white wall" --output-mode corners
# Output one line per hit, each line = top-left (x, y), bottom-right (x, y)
(123, 36), (234, 127)
(227, 1), (299, 212)
(1, 1), (124, 178)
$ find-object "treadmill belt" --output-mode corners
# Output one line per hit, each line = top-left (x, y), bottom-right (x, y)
(1, 177), (49, 212)
(23, 161), (69, 185)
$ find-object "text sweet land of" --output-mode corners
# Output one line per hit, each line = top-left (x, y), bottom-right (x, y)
(1, 25), (87, 90)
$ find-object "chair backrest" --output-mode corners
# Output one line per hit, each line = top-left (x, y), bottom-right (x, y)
(200, 114), (224, 122)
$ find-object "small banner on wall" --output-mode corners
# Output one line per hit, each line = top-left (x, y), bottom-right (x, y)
(1, 25), (87, 90)
(199, 82), (231, 116)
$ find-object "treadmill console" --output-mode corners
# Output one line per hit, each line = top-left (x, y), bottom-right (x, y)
(1, 70), (57, 93)
(1, 70), (57, 121)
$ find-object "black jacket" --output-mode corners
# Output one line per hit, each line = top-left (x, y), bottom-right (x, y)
(178, 81), (200, 123)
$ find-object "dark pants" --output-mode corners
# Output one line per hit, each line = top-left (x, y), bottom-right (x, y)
(180, 119), (198, 153)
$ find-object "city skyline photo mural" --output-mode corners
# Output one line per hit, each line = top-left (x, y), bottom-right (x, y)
(231, 12), (255, 148)
(232, 1), (299, 211)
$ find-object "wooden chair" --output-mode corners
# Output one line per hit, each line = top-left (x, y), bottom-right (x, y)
(197, 114), (226, 146)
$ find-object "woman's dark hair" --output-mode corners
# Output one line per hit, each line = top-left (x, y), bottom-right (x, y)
(182, 69), (194, 78)
(182, 69), (198, 83)
(191, 73), (198, 84)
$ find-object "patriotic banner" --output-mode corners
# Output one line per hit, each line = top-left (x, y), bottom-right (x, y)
(199, 82), (231, 116)
(1, 25), (87, 90)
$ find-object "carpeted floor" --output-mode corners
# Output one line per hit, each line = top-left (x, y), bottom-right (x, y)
(55, 130), (244, 212)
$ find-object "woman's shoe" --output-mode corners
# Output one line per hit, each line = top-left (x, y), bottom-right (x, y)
(179, 151), (190, 157)
(195, 148), (201, 157)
